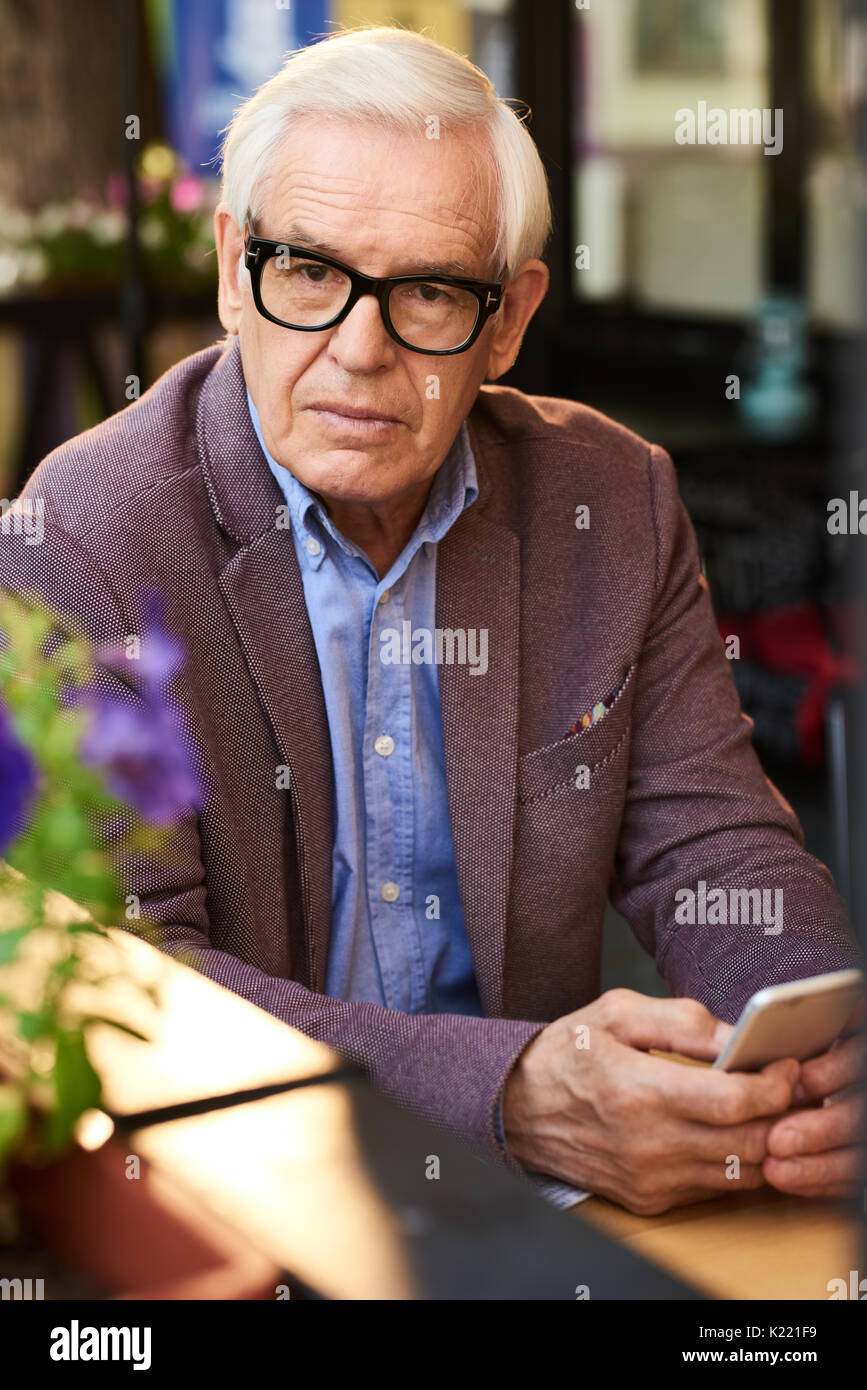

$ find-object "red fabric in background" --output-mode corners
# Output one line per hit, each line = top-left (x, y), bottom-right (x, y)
(717, 604), (861, 769)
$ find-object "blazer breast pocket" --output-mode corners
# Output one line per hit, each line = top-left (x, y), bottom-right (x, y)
(517, 662), (636, 806)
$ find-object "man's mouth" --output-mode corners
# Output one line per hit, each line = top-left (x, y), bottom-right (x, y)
(307, 402), (404, 436)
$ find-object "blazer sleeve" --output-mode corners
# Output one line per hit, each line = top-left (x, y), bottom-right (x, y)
(0, 519), (543, 1168)
(608, 443), (863, 1021)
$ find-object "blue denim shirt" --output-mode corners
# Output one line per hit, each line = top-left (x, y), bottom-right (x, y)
(247, 391), (485, 1017)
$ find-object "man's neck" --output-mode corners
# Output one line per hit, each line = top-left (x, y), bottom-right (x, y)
(318, 476), (436, 580)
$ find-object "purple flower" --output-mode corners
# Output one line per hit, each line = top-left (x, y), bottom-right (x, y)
(0, 697), (37, 855)
(94, 591), (185, 696)
(78, 591), (204, 826)
(78, 694), (203, 827)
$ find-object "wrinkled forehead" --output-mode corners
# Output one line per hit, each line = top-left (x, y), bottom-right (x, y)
(257, 119), (500, 278)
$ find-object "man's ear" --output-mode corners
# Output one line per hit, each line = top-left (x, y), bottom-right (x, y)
(485, 259), (550, 382)
(214, 203), (245, 336)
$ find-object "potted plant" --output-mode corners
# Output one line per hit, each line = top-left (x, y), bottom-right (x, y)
(0, 142), (219, 300)
(0, 590), (276, 1298)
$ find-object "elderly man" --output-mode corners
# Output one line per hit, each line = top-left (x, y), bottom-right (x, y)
(1, 27), (862, 1214)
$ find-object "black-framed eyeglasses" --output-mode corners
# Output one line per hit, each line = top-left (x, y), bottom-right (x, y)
(243, 218), (505, 356)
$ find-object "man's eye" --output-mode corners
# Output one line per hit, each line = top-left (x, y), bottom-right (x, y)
(398, 282), (455, 306)
(297, 262), (331, 283)
(272, 259), (333, 284)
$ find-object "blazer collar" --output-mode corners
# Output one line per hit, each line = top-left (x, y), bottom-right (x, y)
(197, 339), (285, 543)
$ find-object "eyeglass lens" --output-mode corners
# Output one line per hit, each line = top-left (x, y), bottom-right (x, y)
(259, 252), (481, 350)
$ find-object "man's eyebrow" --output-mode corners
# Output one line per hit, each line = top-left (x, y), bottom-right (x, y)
(276, 225), (477, 278)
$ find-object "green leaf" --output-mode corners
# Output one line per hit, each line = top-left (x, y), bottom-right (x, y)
(65, 920), (109, 938)
(0, 1087), (28, 1173)
(42, 804), (92, 854)
(0, 926), (31, 965)
(17, 1009), (55, 1043)
(41, 1029), (102, 1158)
(48, 954), (79, 985)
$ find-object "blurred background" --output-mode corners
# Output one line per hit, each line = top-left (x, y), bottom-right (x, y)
(0, 0), (864, 996)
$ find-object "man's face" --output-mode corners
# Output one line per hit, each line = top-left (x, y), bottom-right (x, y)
(219, 121), (503, 511)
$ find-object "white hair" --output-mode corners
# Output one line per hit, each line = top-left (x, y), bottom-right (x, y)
(219, 25), (552, 282)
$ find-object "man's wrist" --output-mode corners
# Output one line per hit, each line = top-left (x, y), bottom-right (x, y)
(491, 1028), (545, 1171)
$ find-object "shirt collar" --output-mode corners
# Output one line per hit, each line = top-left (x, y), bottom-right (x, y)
(246, 388), (478, 570)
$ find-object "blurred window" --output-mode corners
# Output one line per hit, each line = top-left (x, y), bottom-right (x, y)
(572, 0), (865, 331)
(572, 0), (770, 317)
(806, 0), (867, 329)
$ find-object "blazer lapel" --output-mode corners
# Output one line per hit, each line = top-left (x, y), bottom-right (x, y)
(197, 342), (334, 991)
(437, 440), (521, 1017)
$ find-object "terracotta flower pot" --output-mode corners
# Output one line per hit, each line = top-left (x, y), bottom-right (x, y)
(8, 1134), (281, 1299)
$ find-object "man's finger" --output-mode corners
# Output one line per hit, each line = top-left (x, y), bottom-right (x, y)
(763, 1145), (862, 1196)
(610, 1164), (766, 1216)
(839, 997), (866, 1038)
(596, 990), (732, 1060)
(664, 1161), (767, 1198)
(766, 1093), (862, 1158)
(796, 1032), (865, 1102)
(632, 1047), (799, 1125)
(680, 1115), (777, 1165)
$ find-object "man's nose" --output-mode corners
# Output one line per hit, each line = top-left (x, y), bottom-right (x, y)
(326, 294), (397, 371)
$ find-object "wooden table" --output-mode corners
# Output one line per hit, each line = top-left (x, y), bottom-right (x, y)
(7, 891), (857, 1300)
(13, 914), (683, 1300)
(87, 936), (858, 1300)
(0, 882), (416, 1297)
(573, 1046), (860, 1302)
(72, 926), (421, 1300)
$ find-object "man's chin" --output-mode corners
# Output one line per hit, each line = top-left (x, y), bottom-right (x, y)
(289, 459), (417, 508)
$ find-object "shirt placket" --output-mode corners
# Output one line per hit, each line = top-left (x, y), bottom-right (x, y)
(364, 575), (429, 1014)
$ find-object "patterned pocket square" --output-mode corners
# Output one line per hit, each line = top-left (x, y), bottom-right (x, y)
(563, 676), (626, 740)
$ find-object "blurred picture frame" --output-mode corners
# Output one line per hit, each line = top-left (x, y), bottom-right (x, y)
(635, 0), (727, 76)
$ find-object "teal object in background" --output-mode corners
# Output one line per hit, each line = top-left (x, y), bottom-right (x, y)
(738, 295), (817, 440)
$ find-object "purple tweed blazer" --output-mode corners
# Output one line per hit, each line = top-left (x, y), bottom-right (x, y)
(2, 339), (859, 1164)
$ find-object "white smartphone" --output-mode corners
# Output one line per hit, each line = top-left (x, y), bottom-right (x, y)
(713, 968), (864, 1073)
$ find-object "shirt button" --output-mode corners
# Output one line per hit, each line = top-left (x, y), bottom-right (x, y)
(380, 881), (400, 902)
(374, 734), (395, 757)
(378, 589), (390, 605)
(305, 536), (321, 556)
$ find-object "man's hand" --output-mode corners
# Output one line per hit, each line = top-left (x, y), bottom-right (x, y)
(502, 988), (799, 1215)
(764, 1002), (865, 1199)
